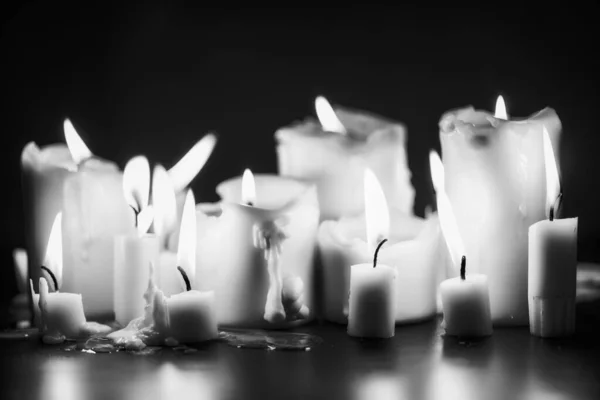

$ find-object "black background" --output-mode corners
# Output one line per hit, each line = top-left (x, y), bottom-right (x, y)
(1, 2), (598, 326)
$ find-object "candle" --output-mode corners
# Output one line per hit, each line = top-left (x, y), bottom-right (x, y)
(21, 139), (74, 295)
(60, 119), (133, 318)
(114, 156), (160, 326)
(347, 170), (397, 338)
(195, 171), (319, 328)
(275, 95), (414, 220)
(528, 128), (578, 338)
(439, 96), (562, 325)
(152, 164), (181, 296)
(318, 171), (442, 324)
(432, 150), (492, 337)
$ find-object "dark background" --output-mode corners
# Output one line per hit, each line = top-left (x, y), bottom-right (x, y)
(1, 2), (598, 326)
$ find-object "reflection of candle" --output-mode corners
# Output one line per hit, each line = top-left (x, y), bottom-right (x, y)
(432, 150), (492, 337)
(276, 96), (414, 220)
(114, 156), (159, 326)
(347, 171), (397, 338)
(528, 128), (577, 338)
(439, 96), (562, 325)
(195, 172), (319, 328)
(318, 169), (441, 324)
(60, 120), (133, 318)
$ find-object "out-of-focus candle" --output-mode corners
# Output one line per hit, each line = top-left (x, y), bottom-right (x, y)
(439, 96), (562, 325)
(318, 170), (442, 324)
(195, 171), (319, 328)
(432, 150), (493, 337)
(276, 96), (414, 220)
(528, 128), (577, 338)
(60, 120), (133, 318)
(114, 156), (159, 326)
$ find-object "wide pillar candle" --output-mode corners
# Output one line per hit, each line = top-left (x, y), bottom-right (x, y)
(347, 263), (396, 338)
(195, 174), (319, 329)
(528, 218), (578, 337)
(276, 101), (414, 220)
(439, 107), (562, 325)
(62, 158), (134, 318)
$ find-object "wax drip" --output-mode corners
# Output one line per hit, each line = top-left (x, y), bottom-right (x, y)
(40, 266), (59, 291)
(373, 239), (388, 268)
(130, 205), (140, 227)
(460, 256), (466, 280)
(177, 266), (191, 291)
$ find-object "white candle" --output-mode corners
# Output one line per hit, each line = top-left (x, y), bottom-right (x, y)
(439, 97), (562, 325)
(114, 155), (159, 326)
(528, 128), (578, 338)
(60, 120), (134, 318)
(21, 141), (74, 293)
(432, 150), (492, 337)
(276, 96), (414, 220)
(318, 170), (442, 324)
(195, 172), (319, 328)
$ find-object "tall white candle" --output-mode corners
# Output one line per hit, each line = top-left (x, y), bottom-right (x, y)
(276, 96), (414, 220)
(195, 172), (319, 328)
(60, 120), (134, 318)
(114, 156), (159, 326)
(528, 128), (578, 338)
(432, 150), (493, 337)
(439, 97), (562, 325)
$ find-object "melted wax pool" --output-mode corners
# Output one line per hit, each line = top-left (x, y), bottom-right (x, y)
(220, 329), (323, 351)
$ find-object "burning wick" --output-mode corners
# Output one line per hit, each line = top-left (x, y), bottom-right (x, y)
(177, 266), (191, 291)
(130, 206), (140, 227)
(549, 193), (563, 222)
(460, 256), (466, 281)
(372, 239), (388, 268)
(40, 265), (59, 291)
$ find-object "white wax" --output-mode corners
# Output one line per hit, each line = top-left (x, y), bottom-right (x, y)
(36, 278), (86, 338)
(62, 158), (134, 318)
(318, 210), (443, 324)
(440, 107), (562, 326)
(528, 217), (578, 337)
(276, 106), (414, 220)
(347, 263), (397, 338)
(114, 234), (160, 326)
(21, 143), (75, 292)
(166, 290), (218, 343)
(440, 274), (492, 337)
(195, 174), (319, 329)
(157, 251), (182, 296)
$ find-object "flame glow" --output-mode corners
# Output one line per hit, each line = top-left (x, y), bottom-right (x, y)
(123, 156), (150, 213)
(364, 168), (390, 254)
(430, 150), (465, 267)
(543, 126), (560, 216)
(44, 212), (63, 287)
(242, 168), (256, 206)
(315, 96), (347, 135)
(168, 133), (217, 193)
(177, 189), (197, 287)
(137, 206), (155, 236)
(152, 164), (178, 238)
(494, 95), (508, 120)
(64, 119), (93, 165)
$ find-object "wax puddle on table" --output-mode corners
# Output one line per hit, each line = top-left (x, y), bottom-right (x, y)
(219, 329), (323, 351)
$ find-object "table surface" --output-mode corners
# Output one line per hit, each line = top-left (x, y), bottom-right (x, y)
(2, 265), (600, 400)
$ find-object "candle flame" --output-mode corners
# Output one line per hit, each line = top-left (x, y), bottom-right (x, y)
(242, 168), (256, 206)
(64, 119), (93, 165)
(429, 150), (465, 268)
(152, 164), (178, 238)
(123, 156), (150, 212)
(168, 133), (217, 193)
(543, 126), (560, 217)
(177, 189), (196, 288)
(137, 206), (155, 237)
(315, 96), (347, 135)
(494, 95), (508, 120)
(44, 212), (63, 287)
(364, 168), (390, 254)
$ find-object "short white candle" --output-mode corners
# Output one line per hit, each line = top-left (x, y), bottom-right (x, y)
(432, 150), (492, 337)
(439, 97), (562, 325)
(347, 240), (397, 339)
(161, 289), (218, 343)
(276, 96), (414, 220)
(528, 128), (578, 338)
